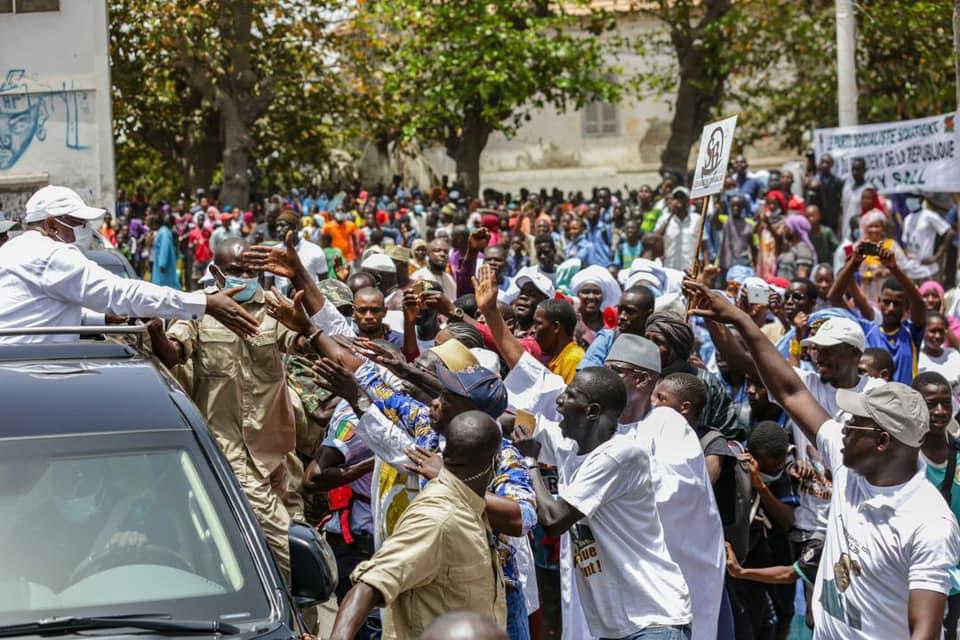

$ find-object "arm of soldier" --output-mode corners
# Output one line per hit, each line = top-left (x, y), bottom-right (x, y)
(155, 319), (196, 369)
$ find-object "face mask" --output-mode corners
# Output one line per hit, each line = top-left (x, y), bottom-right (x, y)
(55, 218), (93, 249)
(759, 468), (784, 484)
(223, 275), (260, 302)
(56, 491), (102, 524)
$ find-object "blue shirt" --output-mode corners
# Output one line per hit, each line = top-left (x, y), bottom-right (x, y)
(735, 174), (762, 203)
(581, 219), (613, 267)
(578, 329), (616, 369)
(859, 318), (924, 384)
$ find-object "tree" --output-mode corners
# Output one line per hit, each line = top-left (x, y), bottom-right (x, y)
(633, 0), (734, 177)
(345, 0), (632, 196)
(719, 0), (957, 151)
(110, 0), (347, 204)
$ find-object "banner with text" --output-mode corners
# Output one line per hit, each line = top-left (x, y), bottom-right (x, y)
(814, 113), (960, 193)
(691, 115), (738, 199)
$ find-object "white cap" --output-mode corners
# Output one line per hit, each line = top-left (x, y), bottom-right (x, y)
(360, 253), (397, 273)
(514, 266), (556, 299)
(801, 317), (865, 353)
(24, 186), (105, 224)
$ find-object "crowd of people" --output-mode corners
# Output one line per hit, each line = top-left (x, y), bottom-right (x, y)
(1, 148), (960, 640)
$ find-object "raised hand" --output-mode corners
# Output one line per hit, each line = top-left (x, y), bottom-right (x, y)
(402, 288), (423, 324)
(472, 263), (499, 312)
(205, 286), (261, 337)
(242, 230), (303, 279)
(682, 278), (746, 325)
(468, 228), (490, 252)
(877, 246), (898, 270)
(265, 287), (312, 334)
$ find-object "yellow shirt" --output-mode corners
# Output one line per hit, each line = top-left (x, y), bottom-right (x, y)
(549, 340), (586, 384)
(167, 288), (298, 479)
(352, 467), (507, 640)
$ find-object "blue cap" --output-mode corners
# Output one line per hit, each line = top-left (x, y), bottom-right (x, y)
(435, 362), (508, 418)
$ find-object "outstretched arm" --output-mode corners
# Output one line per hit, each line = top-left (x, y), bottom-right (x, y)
(828, 244), (874, 318)
(474, 264), (525, 369)
(684, 279), (830, 443)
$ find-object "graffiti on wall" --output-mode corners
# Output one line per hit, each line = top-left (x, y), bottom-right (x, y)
(0, 68), (92, 170)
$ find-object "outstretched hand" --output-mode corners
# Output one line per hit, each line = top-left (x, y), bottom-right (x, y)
(205, 286), (261, 337)
(468, 228), (490, 252)
(311, 356), (363, 408)
(473, 263), (499, 312)
(242, 230), (303, 279)
(404, 445), (443, 480)
(682, 278), (746, 325)
(352, 336), (405, 370)
(265, 287), (312, 334)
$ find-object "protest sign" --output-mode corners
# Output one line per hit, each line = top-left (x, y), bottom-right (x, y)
(691, 115), (738, 199)
(814, 112), (960, 193)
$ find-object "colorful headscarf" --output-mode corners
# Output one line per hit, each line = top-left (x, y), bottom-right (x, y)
(784, 213), (815, 254)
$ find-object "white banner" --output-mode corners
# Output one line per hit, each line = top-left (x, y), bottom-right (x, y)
(814, 112), (960, 193)
(691, 115), (738, 199)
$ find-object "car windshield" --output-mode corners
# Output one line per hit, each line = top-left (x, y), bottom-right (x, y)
(0, 435), (272, 626)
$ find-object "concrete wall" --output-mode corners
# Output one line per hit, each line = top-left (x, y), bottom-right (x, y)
(0, 0), (115, 218)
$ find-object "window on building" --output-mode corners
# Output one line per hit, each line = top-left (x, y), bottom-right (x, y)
(583, 101), (618, 138)
(0, 0), (13, 13)
(14, 0), (59, 12)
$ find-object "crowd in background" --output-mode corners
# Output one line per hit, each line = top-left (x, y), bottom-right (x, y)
(55, 151), (960, 640)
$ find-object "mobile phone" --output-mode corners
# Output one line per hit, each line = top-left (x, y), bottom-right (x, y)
(746, 283), (769, 305)
(860, 242), (880, 256)
(515, 410), (536, 436)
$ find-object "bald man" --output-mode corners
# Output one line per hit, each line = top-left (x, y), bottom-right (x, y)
(420, 611), (508, 640)
(150, 237), (305, 582)
(353, 286), (403, 348)
(329, 411), (507, 640)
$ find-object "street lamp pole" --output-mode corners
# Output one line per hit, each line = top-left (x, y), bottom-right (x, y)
(835, 0), (858, 127)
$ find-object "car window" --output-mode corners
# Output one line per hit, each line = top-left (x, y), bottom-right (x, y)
(0, 444), (272, 625)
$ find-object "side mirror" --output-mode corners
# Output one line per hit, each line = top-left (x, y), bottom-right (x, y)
(288, 521), (338, 608)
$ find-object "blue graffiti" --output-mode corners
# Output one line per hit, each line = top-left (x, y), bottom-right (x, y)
(0, 69), (89, 170)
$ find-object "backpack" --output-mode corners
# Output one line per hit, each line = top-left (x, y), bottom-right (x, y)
(700, 430), (757, 564)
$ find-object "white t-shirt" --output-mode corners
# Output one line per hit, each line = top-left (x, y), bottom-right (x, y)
(790, 370), (884, 532)
(557, 431), (693, 638)
(919, 348), (960, 412)
(812, 419), (960, 639)
(655, 212), (702, 272)
(411, 266), (457, 301)
(840, 181), (868, 241)
(902, 208), (951, 280)
(620, 408), (724, 640)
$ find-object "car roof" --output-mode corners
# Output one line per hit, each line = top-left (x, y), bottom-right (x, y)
(0, 342), (191, 438)
(83, 249), (137, 278)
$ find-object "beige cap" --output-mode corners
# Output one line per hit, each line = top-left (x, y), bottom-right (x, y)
(836, 383), (930, 447)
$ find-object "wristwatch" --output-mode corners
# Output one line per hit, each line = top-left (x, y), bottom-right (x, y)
(450, 307), (465, 321)
(521, 456), (539, 470)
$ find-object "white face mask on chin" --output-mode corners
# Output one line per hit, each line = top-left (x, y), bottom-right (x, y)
(54, 217), (94, 249)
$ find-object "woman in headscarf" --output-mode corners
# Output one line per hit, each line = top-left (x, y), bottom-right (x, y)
(858, 207), (907, 301)
(570, 265), (622, 346)
(644, 310), (738, 435)
(774, 213), (816, 280)
(919, 280), (960, 349)
(755, 190), (786, 280)
(409, 238), (428, 274)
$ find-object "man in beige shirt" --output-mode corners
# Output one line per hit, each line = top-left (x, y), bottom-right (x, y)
(150, 237), (307, 580)
(328, 410), (507, 640)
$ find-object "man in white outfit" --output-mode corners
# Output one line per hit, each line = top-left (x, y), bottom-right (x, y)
(0, 186), (258, 343)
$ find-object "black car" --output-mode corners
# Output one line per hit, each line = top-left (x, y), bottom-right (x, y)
(82, 249), (139, 280)
(0, 326), (336, 639)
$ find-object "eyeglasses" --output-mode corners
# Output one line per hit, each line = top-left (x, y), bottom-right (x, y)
(606, 363), (646, 378)
(841, 420), (884, 437)
(784, 292), (810, 302)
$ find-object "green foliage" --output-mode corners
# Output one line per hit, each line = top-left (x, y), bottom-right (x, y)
(724, 0), (957, 150)
(109, 0), (352, 194)
(344, 0), (634, 155)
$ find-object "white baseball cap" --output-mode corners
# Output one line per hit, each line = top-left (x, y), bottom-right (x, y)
(801, 317), (865, 353)
(514, 266), (556, 299)
(360, 253), (397, 273)
(24, 186), (105, 224)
